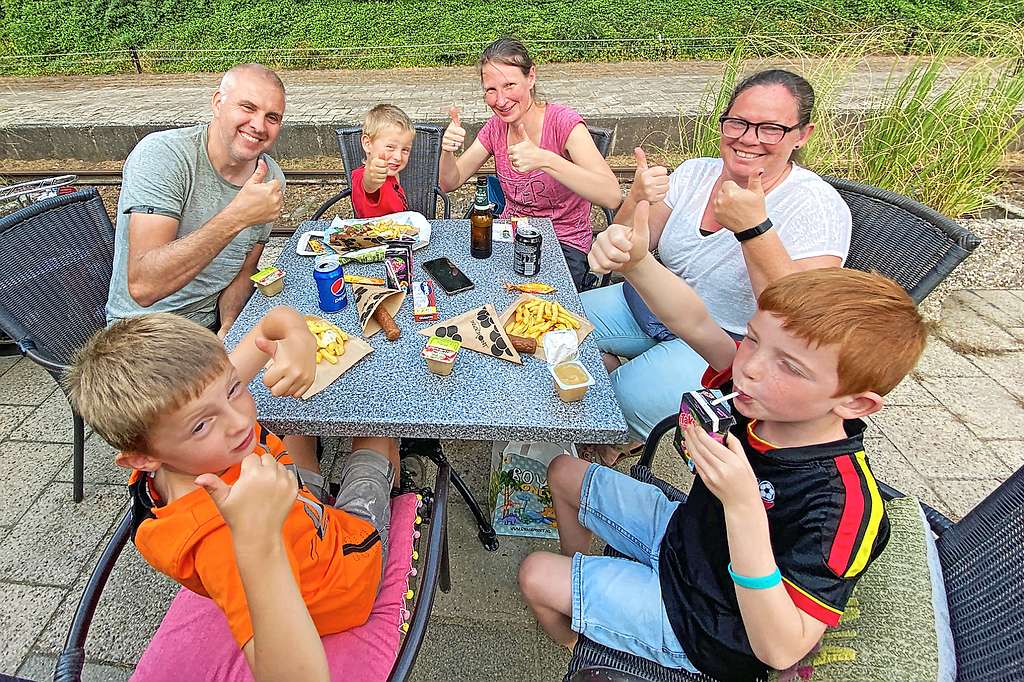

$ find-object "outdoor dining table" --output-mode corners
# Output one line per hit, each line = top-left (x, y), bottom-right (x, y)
(226, 216), (629, 548)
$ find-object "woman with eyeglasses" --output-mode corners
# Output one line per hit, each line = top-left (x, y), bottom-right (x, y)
(438, 37), (621, 290)
(582, 69), (851, 462)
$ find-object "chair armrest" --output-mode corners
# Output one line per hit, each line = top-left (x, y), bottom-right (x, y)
(55, 507), (133, 682)
(388, 461), (451, 682)
(434, 187), (451, 220)
(0, 306), (68, 376)
(638, 415), (679, 470)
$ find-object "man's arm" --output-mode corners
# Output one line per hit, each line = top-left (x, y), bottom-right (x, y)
(217, 243), (265, 338)
(588, 202), (736, 371)
(126, 159), (282, 307)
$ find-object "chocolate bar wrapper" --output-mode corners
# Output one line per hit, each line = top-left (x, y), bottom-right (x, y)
(384, 240), (413, 294)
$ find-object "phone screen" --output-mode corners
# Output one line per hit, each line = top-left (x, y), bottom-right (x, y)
(422, 257), (474, 294)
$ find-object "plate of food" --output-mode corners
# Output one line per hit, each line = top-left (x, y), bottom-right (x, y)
(296, 230), (330, 256)
(326, 211), (431, 252)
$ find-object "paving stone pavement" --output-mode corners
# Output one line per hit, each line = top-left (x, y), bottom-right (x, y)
(0, 286), (1022, 680)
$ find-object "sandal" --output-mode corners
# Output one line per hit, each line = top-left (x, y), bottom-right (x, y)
(584, 443), (645, 467)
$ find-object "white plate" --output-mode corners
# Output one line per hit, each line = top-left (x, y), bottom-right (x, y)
(327, 211), (432, 251)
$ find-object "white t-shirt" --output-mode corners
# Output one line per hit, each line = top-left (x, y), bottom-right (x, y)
(657, 158), (851, 334)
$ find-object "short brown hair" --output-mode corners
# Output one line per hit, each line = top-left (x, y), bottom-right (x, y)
(64, 314), (231, 452)
(362, 104), (414, 140)
(757, 269), (926, 397)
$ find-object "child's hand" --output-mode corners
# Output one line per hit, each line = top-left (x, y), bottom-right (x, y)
(442, 105), (466, 153)
(196, 452), (298, 545)
(508, 123), (550, 172)
(366, 151), (390, 188)
(684, 423), (762, 511)
(588, 201), (651, 275)
(713, 169), (769, 233)
(259, 327), (316, 398)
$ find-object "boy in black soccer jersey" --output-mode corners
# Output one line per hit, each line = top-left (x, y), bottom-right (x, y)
(518, 203), (927, 680)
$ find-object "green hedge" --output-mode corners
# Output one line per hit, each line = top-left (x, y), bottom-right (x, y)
(1, 0), (1022, 75)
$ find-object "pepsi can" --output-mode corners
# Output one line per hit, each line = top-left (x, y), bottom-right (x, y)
(314, 260), (347, 312)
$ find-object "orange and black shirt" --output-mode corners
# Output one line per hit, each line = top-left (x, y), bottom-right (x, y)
(128, 423), (383, 647)
(658, 368), (890, 681)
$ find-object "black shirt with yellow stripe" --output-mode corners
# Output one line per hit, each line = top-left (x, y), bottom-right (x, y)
(659, 392), (890, 681)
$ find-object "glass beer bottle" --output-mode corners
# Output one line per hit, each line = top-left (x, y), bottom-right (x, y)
(470, 177), (493, 259)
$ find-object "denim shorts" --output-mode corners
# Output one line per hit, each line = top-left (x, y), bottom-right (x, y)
(571, 463), (699, 672)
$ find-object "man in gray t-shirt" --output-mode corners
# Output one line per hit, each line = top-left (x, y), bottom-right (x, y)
(106, 63), (287, 335)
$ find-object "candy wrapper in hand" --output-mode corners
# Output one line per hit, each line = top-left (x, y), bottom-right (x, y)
(543, 329), (579, 366)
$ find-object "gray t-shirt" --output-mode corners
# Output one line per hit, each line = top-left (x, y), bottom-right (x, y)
(658, 158), (851, 334)
(106, 124), (285, 328)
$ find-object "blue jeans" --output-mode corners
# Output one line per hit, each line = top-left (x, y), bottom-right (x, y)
(580, 283), (714, 439)
(571, 463), (699, 672)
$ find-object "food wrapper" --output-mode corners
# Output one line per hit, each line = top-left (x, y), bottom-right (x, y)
(333, 245), (386, 264)
(543, 330), (579, 366)
(418, 305), (522, 364)
(498, 294), (595, 361)
(352, 284), (406, 338)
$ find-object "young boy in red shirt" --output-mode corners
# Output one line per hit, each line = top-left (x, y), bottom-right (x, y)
(351, 104), (416, 218)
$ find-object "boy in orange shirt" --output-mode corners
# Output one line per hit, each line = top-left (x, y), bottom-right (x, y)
(66, 306), (399, 675)
(351, 104), (416, 218)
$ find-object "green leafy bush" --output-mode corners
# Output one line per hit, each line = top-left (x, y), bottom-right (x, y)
(1, 0), (1022, 75)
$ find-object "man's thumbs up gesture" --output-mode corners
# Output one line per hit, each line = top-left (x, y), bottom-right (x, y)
(629, 147), (669, 204)
(229, 157), (283, 228)
(442, 105), (466, 153)
(508, 122), (550, 173)
(713, 169), (769, 233)
(588, 200), (652, 275)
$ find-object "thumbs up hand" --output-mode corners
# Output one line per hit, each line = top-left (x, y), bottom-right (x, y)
(366, 150), (390, 188)
(195, 453), (299, 544)
(507, 122), (549, 173)
(629, 147), (670, 204)
(442, 105), (466, 153)
(713, 169), (768, 233)
(588, 201), (652, 275)
(229, 157), (284, 228)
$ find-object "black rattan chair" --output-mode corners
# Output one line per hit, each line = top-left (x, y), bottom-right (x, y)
(566, 416), (1024, 682)
(312, 123), (451, 220)
(54, 460), (452, 682)
(823, 176), (981, 304)
(0, 187), (115, 503)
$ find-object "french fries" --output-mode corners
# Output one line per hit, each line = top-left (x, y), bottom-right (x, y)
(329, 219), (418, 244)
(305, 317), (349, 365)
(506, 298), (581, 342)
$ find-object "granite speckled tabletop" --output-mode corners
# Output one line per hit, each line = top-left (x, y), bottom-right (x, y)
(226, 218), (629, 444)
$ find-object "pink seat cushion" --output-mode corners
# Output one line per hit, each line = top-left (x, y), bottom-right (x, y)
(131, 493), (421, 681)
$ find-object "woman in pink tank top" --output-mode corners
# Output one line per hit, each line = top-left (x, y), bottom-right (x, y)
(438, 37), (621, 290)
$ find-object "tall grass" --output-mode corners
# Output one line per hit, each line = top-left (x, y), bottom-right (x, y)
(672, 32), (1024, 217)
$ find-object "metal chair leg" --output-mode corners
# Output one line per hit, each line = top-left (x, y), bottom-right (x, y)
(401, 438), (499, 551)
(73, 412), (85, 503)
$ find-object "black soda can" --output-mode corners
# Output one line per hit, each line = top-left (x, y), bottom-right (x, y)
(514, 226), (542, 276)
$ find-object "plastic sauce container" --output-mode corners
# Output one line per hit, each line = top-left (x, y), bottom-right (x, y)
(250, 267), (286, 297)
(422, 336), (461, 376)
(550, 361), (595, 402)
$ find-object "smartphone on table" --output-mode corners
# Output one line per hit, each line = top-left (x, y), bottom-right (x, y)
(422, 257), (474, 294)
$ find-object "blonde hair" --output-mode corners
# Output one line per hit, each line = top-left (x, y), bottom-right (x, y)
(362, 104), (415, 140)
(758, 269), (927, 397)
(64, 314), (231, 451)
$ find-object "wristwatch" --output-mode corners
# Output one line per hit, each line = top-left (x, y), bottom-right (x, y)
(734, 218), (773, 243)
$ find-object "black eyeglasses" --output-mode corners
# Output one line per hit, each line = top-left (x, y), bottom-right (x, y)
(718, 116), (800, 145)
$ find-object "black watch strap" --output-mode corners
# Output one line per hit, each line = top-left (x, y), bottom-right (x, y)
(734, 218), (773, 242)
